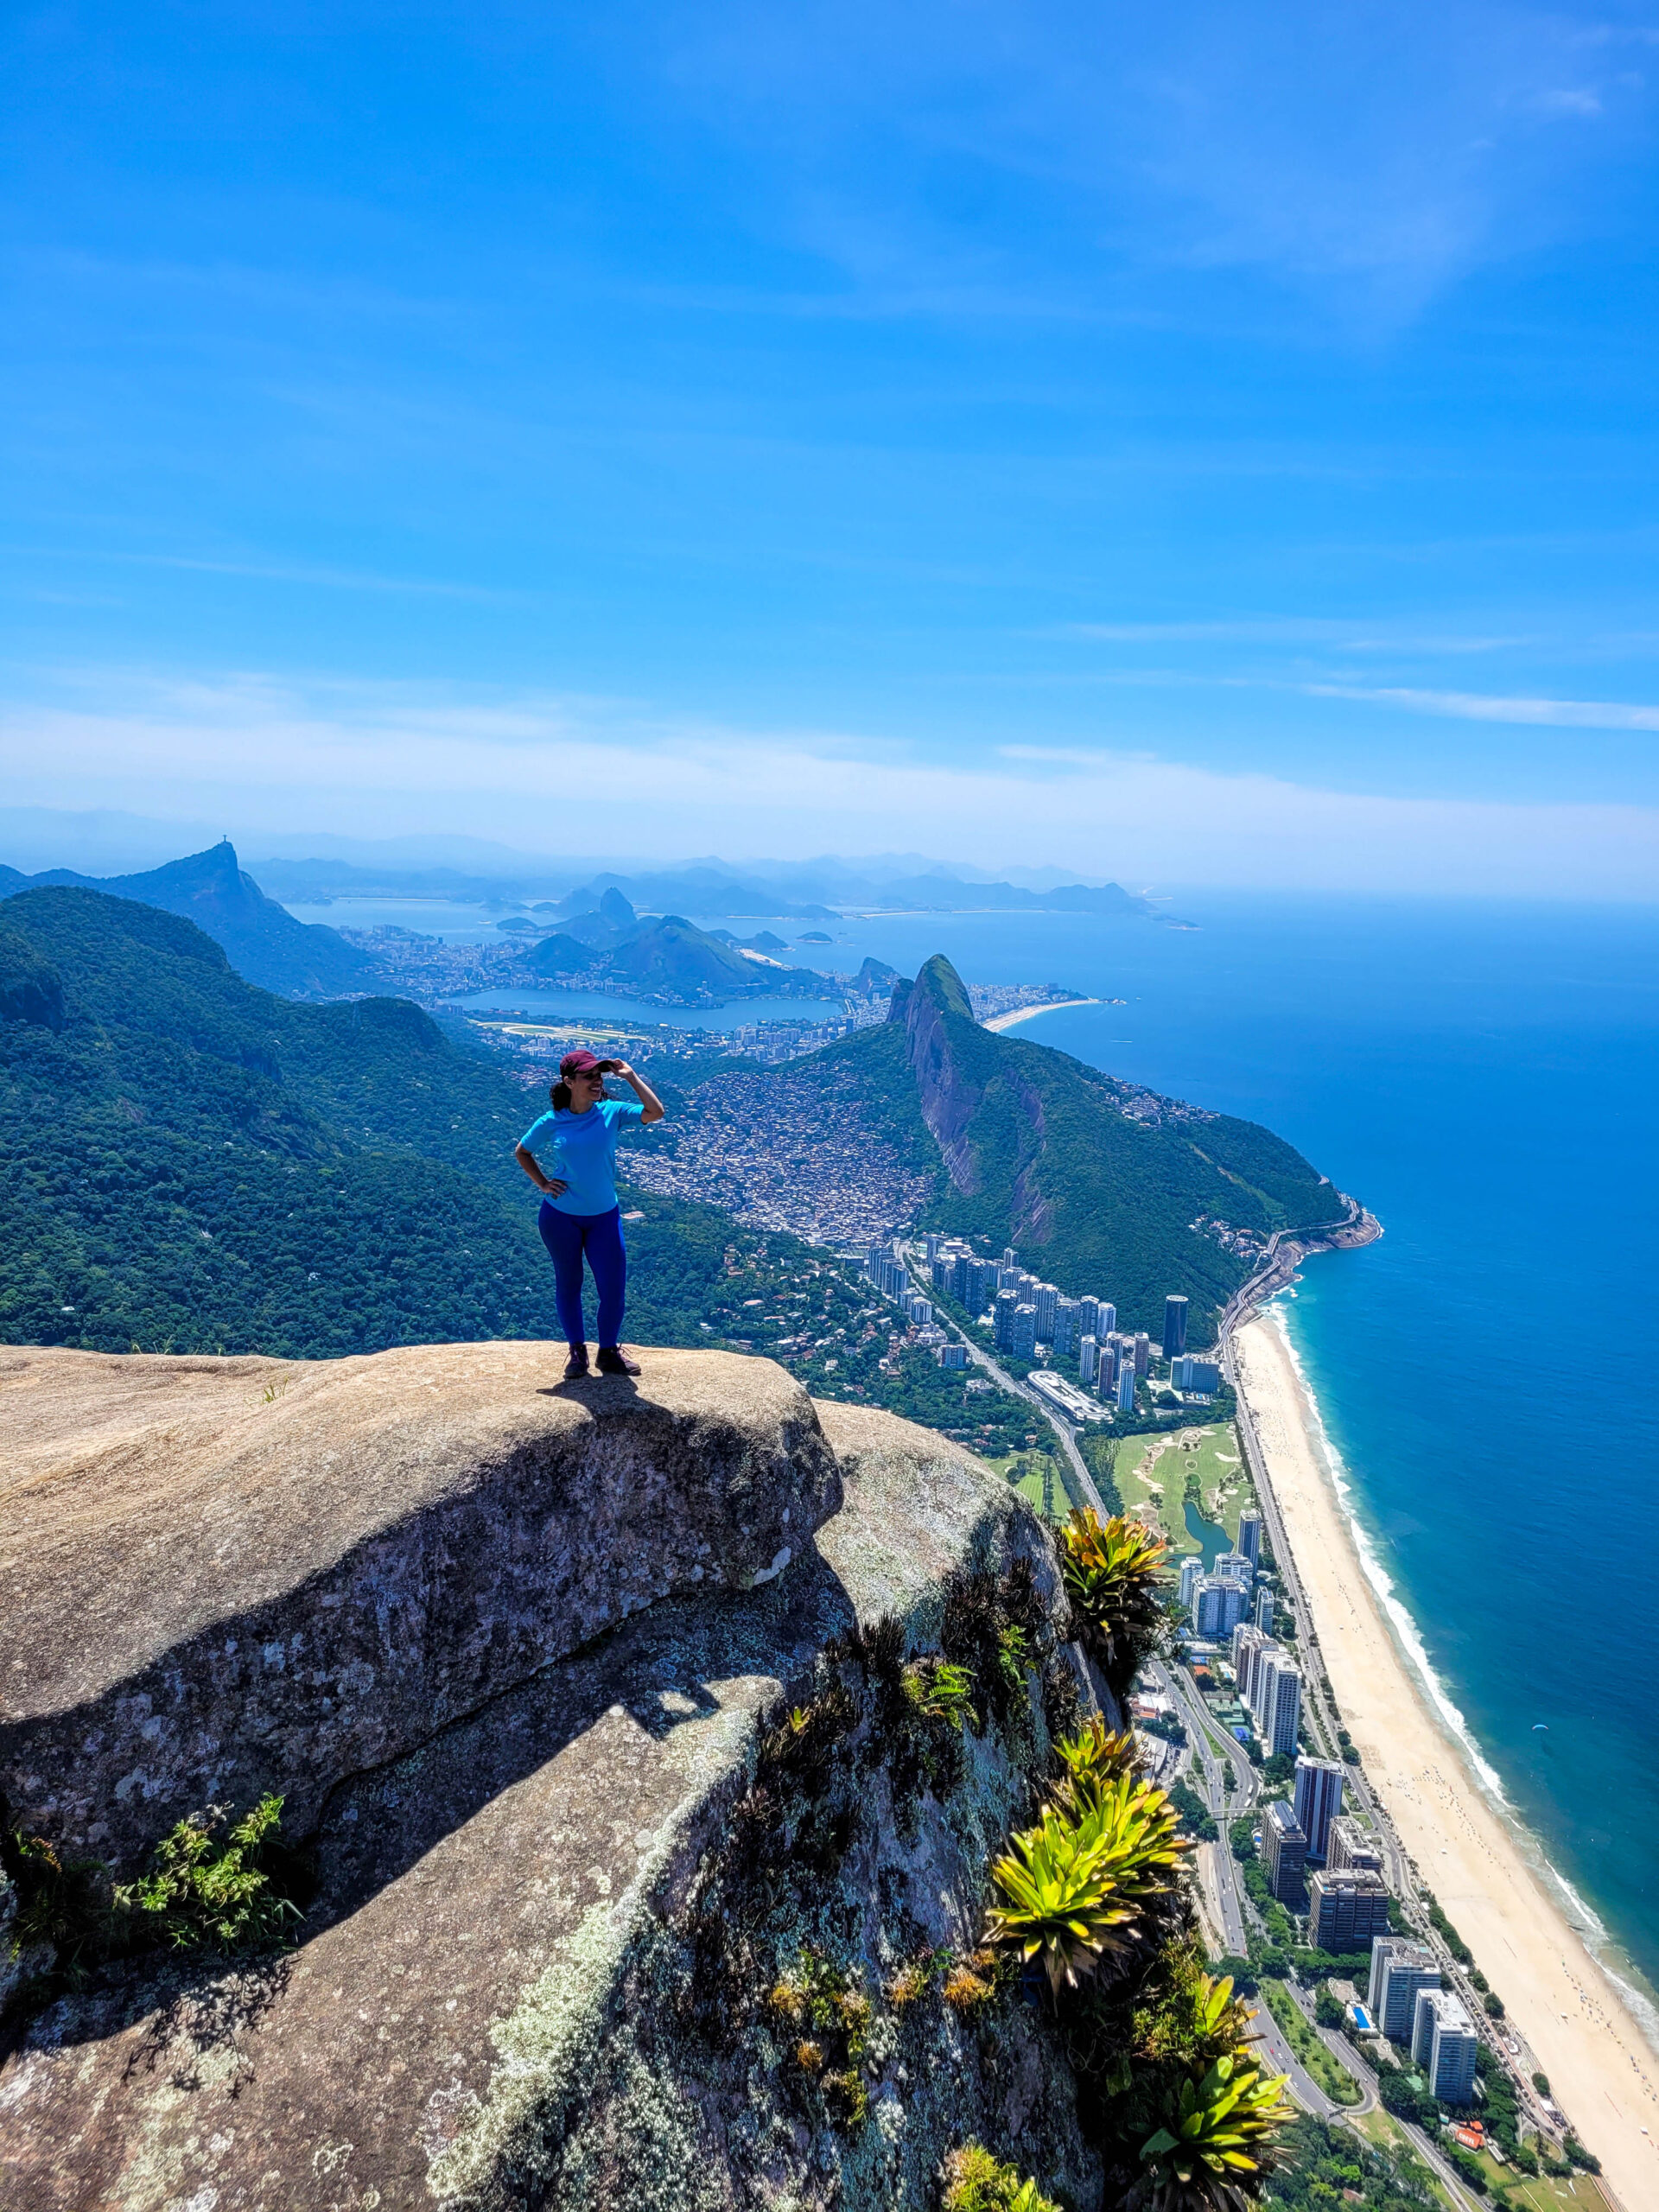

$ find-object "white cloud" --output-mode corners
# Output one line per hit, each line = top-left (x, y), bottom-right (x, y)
(1301, 681), (1659, 730)
(2, 670), (1656, 899)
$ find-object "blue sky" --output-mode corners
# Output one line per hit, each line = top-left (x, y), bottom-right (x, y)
(6, 0), (1659, 890)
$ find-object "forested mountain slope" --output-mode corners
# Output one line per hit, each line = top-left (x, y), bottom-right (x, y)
(790, 954), (1342, 1342)
(0, 889), (782, 1357)
(0, 839), (372, 996)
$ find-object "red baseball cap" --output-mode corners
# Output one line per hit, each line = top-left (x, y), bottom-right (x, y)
(559, 1048), (604, 1077)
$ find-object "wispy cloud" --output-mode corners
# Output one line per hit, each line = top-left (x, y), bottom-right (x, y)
(2, 668), (1655, 899)
(1301, 681), (1659, 730)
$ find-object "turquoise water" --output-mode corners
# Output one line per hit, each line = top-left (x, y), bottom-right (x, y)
(1182, 1497), (1231, 1568)
(780, 895), (1659, 2019)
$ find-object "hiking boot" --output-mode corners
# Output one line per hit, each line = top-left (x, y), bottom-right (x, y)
(563, 1342), (591, 1381)
(595, 1344), (640, 1376)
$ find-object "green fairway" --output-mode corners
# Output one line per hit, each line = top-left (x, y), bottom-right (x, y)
(1106, 1422), (1253, 1554)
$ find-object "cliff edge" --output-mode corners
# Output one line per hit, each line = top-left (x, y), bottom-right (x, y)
(0, 1344), (1103, 2212)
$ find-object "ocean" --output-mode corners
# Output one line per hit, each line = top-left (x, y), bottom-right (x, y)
(289, 885), (1659, 2014)
(804, 893), (1659, 2029)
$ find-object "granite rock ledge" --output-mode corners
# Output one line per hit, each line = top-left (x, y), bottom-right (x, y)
(0, 1350), (1104, 2212)
(0, 1341), (841, 1870)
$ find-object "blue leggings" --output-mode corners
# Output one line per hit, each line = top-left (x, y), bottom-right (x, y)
(537, 1202), (627, 1346)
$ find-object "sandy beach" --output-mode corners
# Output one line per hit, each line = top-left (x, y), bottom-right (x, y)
(1231, 1313), (1659, 2209)
(982, 995), (1102, 1032)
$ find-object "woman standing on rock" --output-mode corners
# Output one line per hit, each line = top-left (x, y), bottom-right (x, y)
(513, 1048), (665, 1381)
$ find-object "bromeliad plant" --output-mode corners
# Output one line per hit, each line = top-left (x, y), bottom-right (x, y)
(985, 1764), (1190, 2000)
(941, 2141), (1064, 2212)
(1052, 1713), (1141, 1804)
(1059, 1510), (1171, 1694)
(1128, 2044), (1294, 2211)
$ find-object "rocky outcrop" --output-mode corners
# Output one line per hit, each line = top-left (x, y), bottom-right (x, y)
(898, 953), (989, 1193)
(0, 1343), (840, 1872)
(0, 1346), (1103, 2212)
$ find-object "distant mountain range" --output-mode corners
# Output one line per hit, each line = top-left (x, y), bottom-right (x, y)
(242, 851), (1171, 922)
(0, 842), (373, 997)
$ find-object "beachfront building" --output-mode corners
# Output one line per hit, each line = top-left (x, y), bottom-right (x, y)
(1254, 1585), (1274, 1636)
(1262, 1800), (1308, 1904)
(1163, 1294), (1189, 1357)
(1079, 1332), (1098, 1386)
(1308, 1869), (1391, 1954)
(1116, 1361), (1136, 1413)
(1172, 1354), (1222, 1395)
(1411, 1987), (1480, 2106)
(1238, 1510), (1262, 1568)
(1255, 1651), (1303, 1758)
(1214, 1548), (1254, 1592)
(1294, 1757), (1345, 1861)
(1369, 1938), (1440, 2041)
(1327, 1815), (1383, 1875)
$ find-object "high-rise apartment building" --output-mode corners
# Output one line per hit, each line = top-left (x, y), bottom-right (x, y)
(1078, 1333), (1098, 1386)
(1163, 1294), (1189, 1358)
(1214, 1548), (1253, 1592)
(1261, 1800), (1307, 1904)
(1033, 1282), (1058, 1339)
(1411, 1988), (1479, 2105)
(1096, 1301), (1116, 1342)
(1327, 1816), (1383, 1875)
(1002, 1247), (1017, 1268)
(1052, 1298), (1080, 1356)
(1192, 1577), (1249, 1639)
(1173, 1355), (1221, 1395)
(994, 1289), (1017, 1350)
(1116, 1360), (1136, 1412)
(1293, 1757), (1345, 1861)
(1308, 1869), (1391, 1955)
(1012, 1303), (1038, 1360)
(1254, 1585), (1274, 1636)
(1237, 1510), (1262, 1568)
(925, 1232), (941, 1261)
(1134, 1332), (1151, 1377)
(1368, 1938), (1440, 2041)
(1179, 1556), (1205, 1611)
(1257, 1653), (1303, 1758)
(936, 1343), (969, 1370)
(1231, 1622), (1268, 1703)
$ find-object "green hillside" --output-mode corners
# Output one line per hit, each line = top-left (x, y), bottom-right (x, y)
(789, 953), (1342, 1344)
(0, 888), (799, 1358)
(531, 911), (834, 1003)
(0, 839), (372, 997)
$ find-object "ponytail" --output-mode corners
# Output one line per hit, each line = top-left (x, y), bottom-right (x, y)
(550, 1079), (572, 1111)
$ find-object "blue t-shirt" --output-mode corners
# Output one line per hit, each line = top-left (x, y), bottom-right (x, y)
(519, 1097), (645, 1216)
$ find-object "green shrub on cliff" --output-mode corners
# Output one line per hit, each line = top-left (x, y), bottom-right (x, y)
(942, 2142), (1062, 2211)
(114, 1794), (305, 1955)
